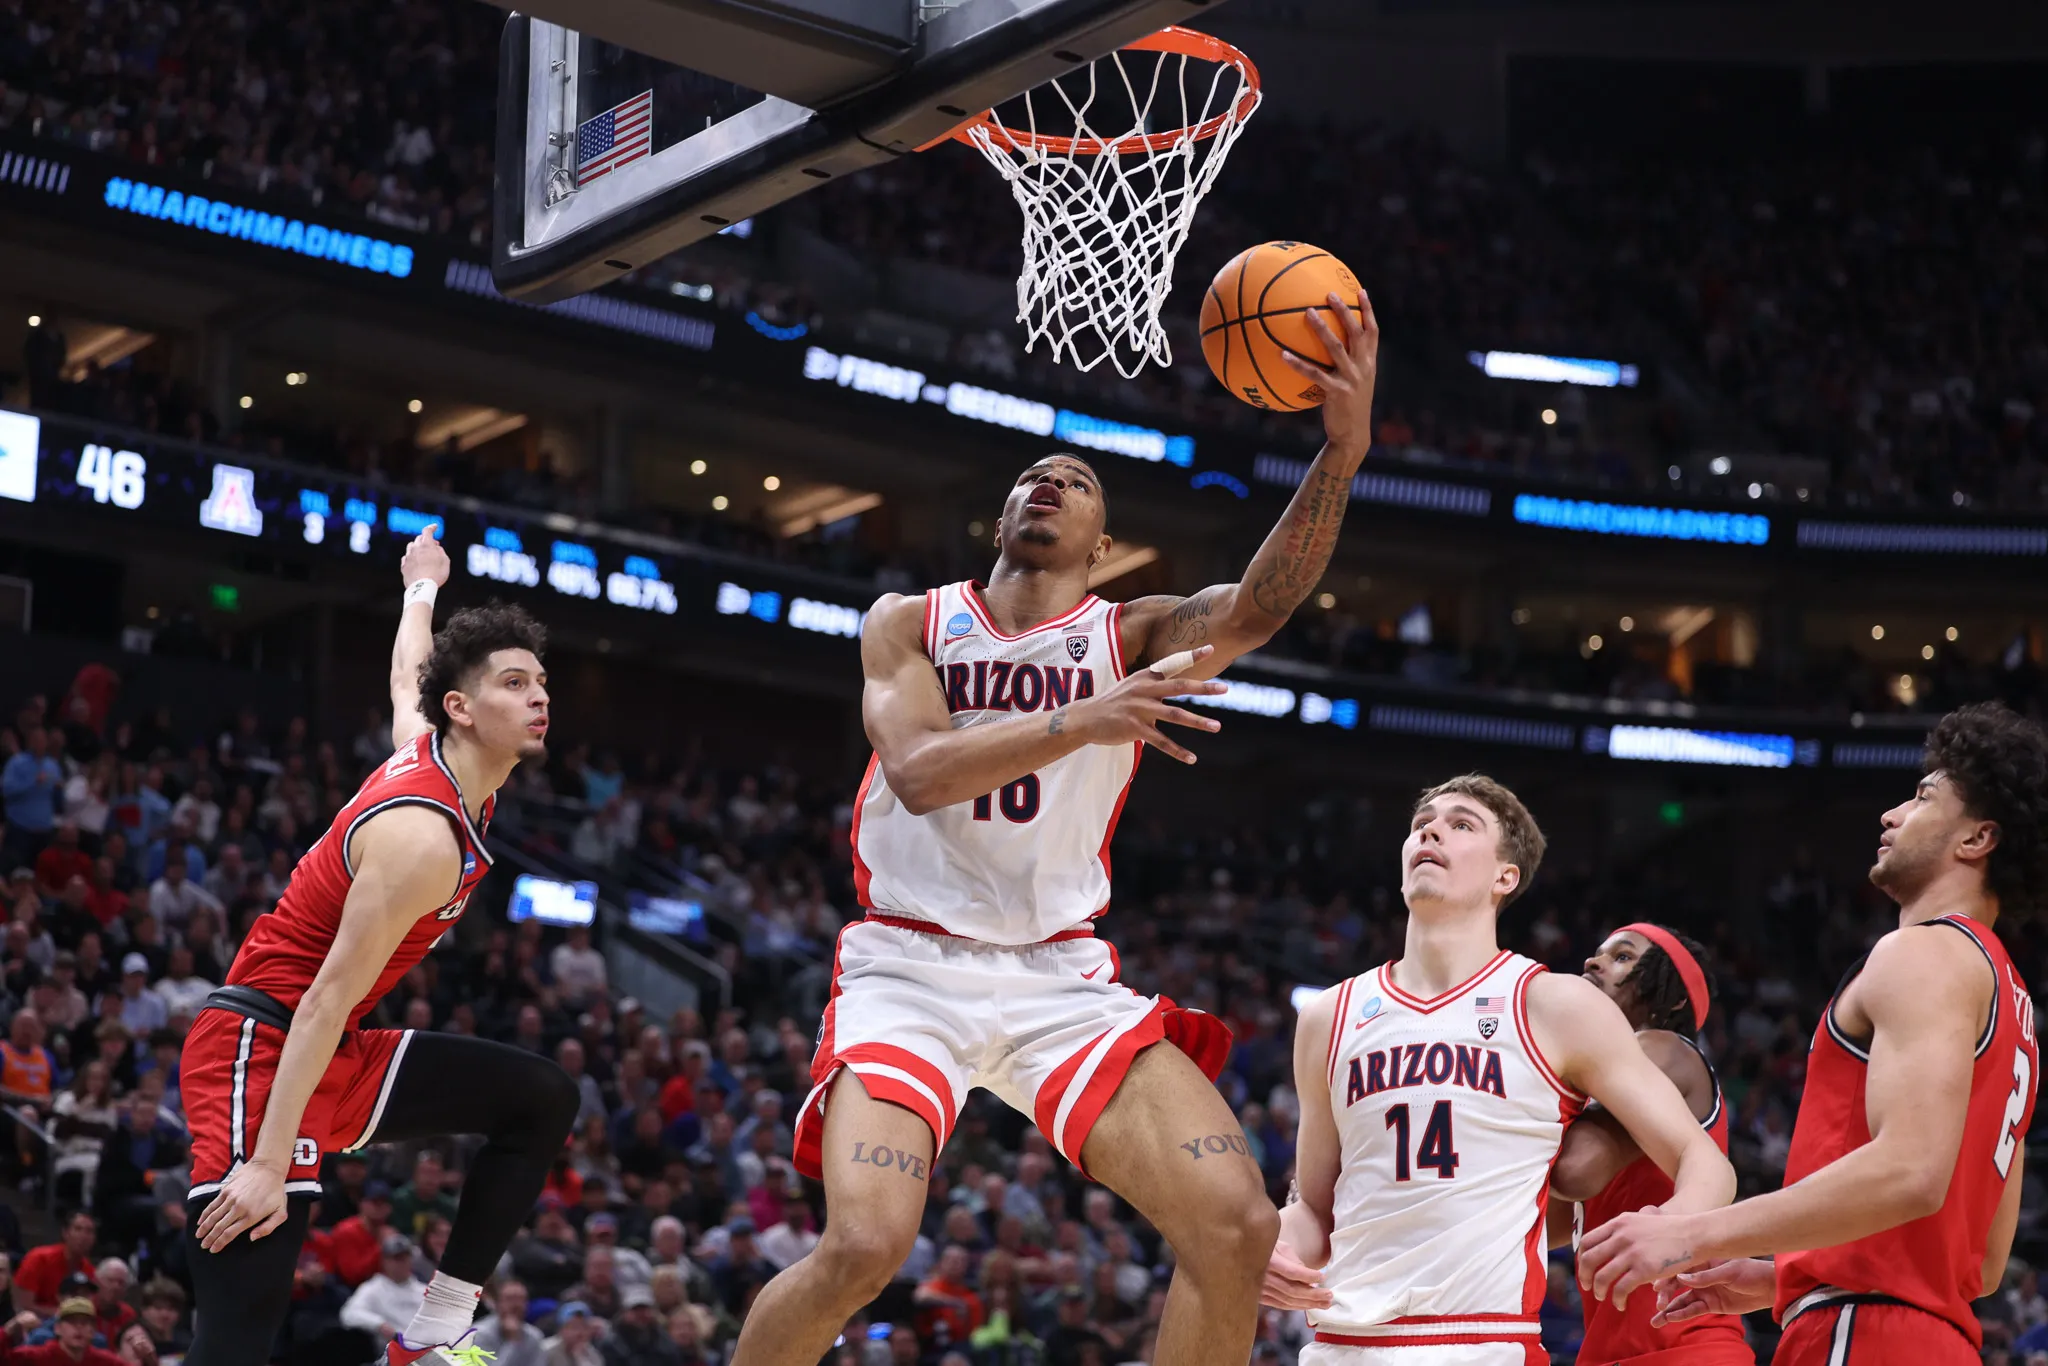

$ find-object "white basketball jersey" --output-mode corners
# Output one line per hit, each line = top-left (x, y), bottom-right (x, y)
(851, 581), (1136, 945)
(1314, 951), (1584, 1341)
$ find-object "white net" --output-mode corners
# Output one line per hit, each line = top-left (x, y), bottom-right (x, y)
(958, 31), (1260, 377)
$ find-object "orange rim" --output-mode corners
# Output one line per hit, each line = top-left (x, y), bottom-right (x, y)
(940, 26), (1259, 157)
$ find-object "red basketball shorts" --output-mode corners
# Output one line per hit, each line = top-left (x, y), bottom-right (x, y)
(184, 1008), (414, 1198)
(1775, 1300), (1977, 1366)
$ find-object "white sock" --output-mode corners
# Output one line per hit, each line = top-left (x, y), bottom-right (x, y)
(403, 1271), (484, 1348)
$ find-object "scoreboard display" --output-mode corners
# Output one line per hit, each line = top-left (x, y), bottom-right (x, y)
(5, 410), (683, 617)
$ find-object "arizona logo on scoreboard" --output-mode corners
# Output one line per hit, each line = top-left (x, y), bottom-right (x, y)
(199, 462), (264, 537)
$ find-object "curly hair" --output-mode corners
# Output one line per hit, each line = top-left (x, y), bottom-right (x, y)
(1924, 702), (2048, 919)
(1626, 926), (1714, 1036)
(1414, 773), (1547, 908)
(416, 602), (547, 732)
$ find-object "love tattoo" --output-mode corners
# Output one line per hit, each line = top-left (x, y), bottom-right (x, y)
(1181, 1132), (1252, 1161)
(849, 1140), (929, 1180)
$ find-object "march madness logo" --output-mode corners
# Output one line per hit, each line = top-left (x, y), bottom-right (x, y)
(1066, 634), (1089, 662)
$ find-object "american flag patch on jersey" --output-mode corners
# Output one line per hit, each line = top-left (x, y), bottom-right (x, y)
(1474, 995), (1505, 1015)
(576, 90), (653, 185)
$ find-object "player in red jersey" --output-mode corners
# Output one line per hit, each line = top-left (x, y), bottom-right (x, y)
(181, 533), (580, 1366)
(1578, 702), (2048, 1365)
(1550, 924), (1751, 1366)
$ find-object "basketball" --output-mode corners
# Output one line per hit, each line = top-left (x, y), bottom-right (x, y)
(1199, 241), (1362, 411)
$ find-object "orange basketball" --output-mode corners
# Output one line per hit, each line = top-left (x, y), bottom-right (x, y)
(1199, 241), (1361, 411)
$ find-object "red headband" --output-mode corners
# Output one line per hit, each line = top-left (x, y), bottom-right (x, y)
(1614, 922), (1710, 1030)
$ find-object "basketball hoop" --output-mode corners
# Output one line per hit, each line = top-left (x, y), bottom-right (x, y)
(942, 27), (1261, 377)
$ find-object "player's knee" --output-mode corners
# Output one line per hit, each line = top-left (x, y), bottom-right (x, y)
(531, 1062), (581, 1140)
(814, 1220), (917, 1302)
(1172, 1183), (1279, 1280)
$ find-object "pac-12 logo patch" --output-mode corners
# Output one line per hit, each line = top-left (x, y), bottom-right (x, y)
(946, 612), (973, 637)
(1066, 634), (1090, 662)
(1478, 1017), (1498, 1039)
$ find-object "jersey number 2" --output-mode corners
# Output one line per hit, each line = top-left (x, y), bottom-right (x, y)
(972, 774), (1041, 824)
(1994, 1045), (2032, 1179)
(1385, 1100), (1460, 1180)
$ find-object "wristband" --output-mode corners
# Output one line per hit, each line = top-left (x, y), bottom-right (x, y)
(404, 579), (439, 609)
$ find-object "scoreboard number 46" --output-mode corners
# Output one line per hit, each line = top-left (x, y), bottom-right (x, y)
(78, 443), (146, 509)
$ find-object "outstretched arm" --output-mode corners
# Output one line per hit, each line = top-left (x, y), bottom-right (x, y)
(192, 805), (460, 1251)
(1578, 924), (1987, 1308)
(389, 530), (450, 749)
(861, 595), (1227, 815)
(1264, 986), (1339, 1310)
(1122, 292), (1380, 677)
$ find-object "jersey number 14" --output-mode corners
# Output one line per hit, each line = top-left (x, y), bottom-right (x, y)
(1386, 1100), (1460, 1180)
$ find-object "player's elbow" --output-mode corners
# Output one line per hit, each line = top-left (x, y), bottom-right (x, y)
(1549, 1146), (1609, 1204)
(1890, 1158), (1951, 1221)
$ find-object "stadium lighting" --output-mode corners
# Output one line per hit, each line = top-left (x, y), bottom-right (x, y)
(763, 476), (781, 491)
(1619, 616), (1634, 632)
(690, 460), (707, 475)
(1921, 645), (1935, 660)
(238, 395), (253, 409)
(1946, 626), (1960, 641)
(1541, 408), (1557, 425)
(407, 399), (423, 413)
(712, 495), (729, 511)
(1317, 593), (1336, 609)
(1871, 625), (1885, 640)
(26, 315), (40, 327)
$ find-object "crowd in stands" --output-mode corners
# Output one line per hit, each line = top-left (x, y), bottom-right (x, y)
(2, 649), (2046, 1364)
(6, 0), (2047, 511)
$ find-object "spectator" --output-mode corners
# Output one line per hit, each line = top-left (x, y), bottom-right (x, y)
(551, 925), (608, 1008)
(758, 1196), (819, 1271)
(508, 1208), (584, 1303)
(706, 1219), (774, 1312)
(543, 1301), (603, 1366)
(563, 1246), (623, 1322)
(915, 1244), (985, 1345)
(391, 1151), (460, 1243)
(48, 1061), (116, 1211)
(134, 1280), (190, 1361)
(148, 948), (209, 1021)
(37, 955), (89, 1034)
(2, 1296), (122, 1365)
(600, 1284), (680, 1366)
(2, 727), (61, 863)
(13, 1213), (97, 1317)
(473, 1278), (547, 1366)
(583, 1214), (651, 1291)
(32, 825), (90, 903)
(339, 1235), (427, 1347)
(86, 1259), (134, 1347)
(113, 959), (167, 1038)
(558, 1038), (608, 1131)
(92, 1091), (188, 1247)
(143, 860), (219, 939)
(331, 1180), (398, 1287)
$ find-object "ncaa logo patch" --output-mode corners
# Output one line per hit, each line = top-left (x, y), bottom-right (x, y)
(946, 612), (973, 638)
(1356, 995), (1383, 1027)
(1066, 634), (1090, 662)
(463, 851), (477, 877)
(1478, 1017), (1499, 1040)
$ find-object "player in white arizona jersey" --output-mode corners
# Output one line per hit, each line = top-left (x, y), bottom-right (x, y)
(1262, 776), (1735, 1366)
(734, 293), (1382, 1366)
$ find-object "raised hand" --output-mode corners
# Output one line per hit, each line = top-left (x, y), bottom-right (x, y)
(1067, 644), (1227, 764)
(400, 526), (450, 589)
(1280, 289), (1381, 454)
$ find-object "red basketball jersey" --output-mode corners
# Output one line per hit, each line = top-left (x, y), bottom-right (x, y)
(1775, 915), (2039, 1348)
(1576, 1037), (1749, 1364)
(227, 731), (494, 1019)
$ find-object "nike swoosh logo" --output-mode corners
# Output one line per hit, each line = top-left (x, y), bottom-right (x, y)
(1082, 965), (1105, 980)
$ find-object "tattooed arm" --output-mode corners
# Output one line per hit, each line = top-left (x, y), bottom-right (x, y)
(1121, 291), (1380, 677)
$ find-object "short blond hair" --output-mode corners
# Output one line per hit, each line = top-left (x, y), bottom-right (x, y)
(1414, 774), (1547, 909)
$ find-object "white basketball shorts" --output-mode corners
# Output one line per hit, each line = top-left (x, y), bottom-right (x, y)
(793, 915), (1229, 1177)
